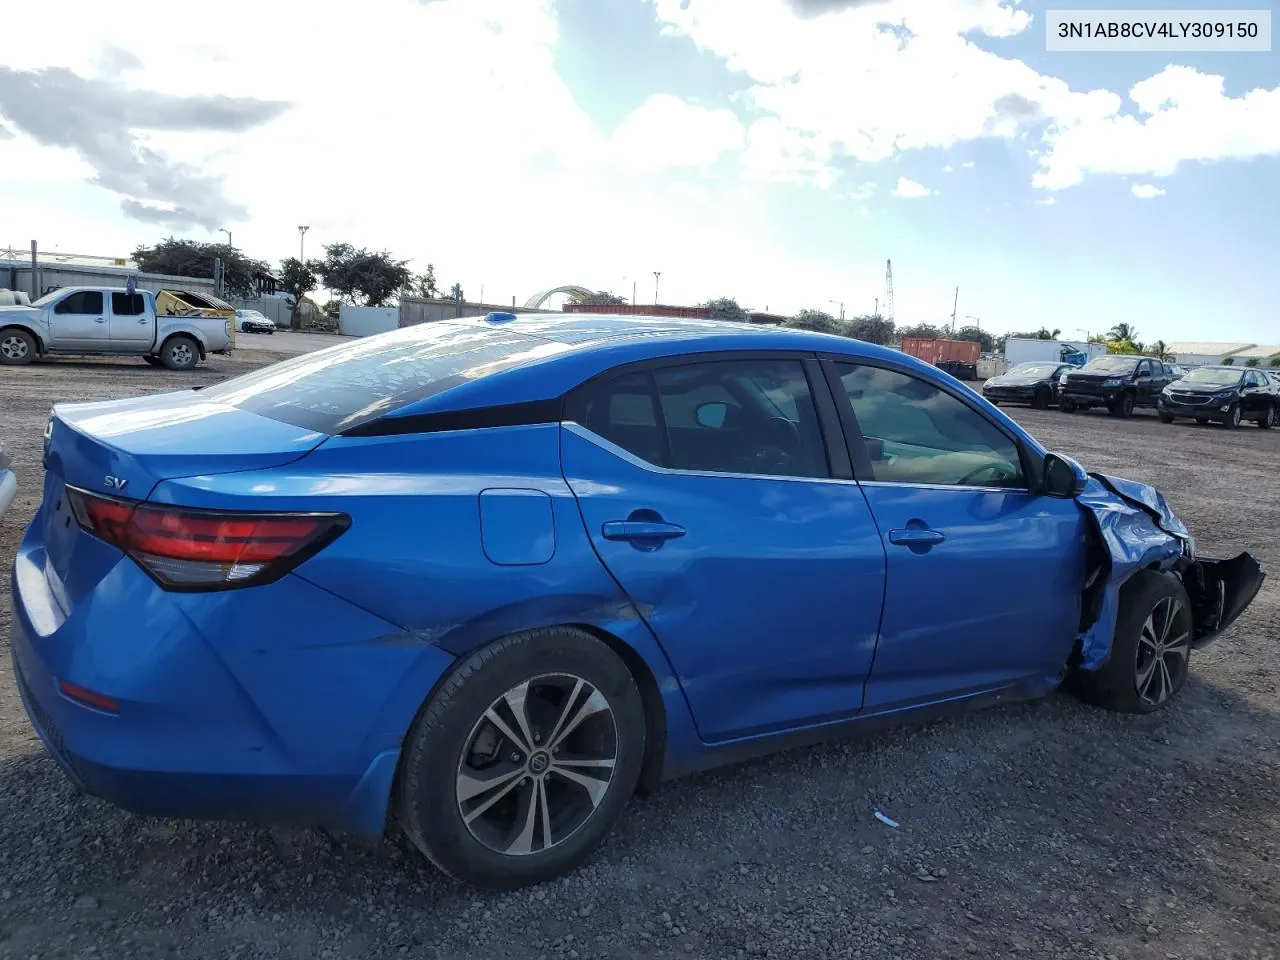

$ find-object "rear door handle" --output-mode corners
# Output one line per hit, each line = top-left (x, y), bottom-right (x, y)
(602, 520), (686, 542)
(888, 528), (945, 546)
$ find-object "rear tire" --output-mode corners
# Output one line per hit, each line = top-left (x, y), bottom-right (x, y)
(0, 328), (36, 366)
(161, 335), (199, 371)
(1258, 404), (1275, 429)
(1071, 570), (1193, 714)
(397, 627), (646, 889)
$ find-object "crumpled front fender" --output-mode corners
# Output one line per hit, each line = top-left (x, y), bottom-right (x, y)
(1073, 473), (1264, 671)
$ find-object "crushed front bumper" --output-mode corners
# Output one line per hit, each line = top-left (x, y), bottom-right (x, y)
(1073, 473), (1264, 670)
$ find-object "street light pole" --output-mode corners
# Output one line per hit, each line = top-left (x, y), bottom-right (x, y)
(653, 271), (661, 305)
(220, 228), (232, 248)
(829, 300), (845, 320)
(298, 225), (309, 261)
(965, 314), (981, 330)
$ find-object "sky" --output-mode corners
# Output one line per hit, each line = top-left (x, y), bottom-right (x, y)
(0, 0), (1276, 342)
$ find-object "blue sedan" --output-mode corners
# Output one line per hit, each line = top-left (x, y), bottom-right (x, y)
(10, 313), (1263, 889)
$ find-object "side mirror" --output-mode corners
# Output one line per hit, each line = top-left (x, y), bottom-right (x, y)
(1043, 452), (1088, 499)
(695, 401), (728, 428)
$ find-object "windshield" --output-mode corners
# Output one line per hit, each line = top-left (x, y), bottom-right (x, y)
(30, 290), (64, 307)
(1080, 356), (1138, 373)
(1005, 363), (1059, 378)
(1182, 367), (1243, 386)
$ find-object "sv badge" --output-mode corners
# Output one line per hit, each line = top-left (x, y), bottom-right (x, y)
(104, 475), (128, 491)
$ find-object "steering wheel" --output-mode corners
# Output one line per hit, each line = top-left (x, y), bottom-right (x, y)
(737, 417), (801, 474)
(956, 461), (1014, 487)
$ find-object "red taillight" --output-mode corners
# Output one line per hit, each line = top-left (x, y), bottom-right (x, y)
(66, 487), (348, 591)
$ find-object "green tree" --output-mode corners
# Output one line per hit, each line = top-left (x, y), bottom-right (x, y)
(318, 243), (411, 307)
(579, 291), (629, 306)
(1147, 339), (1170, 360)
(1245, 357), (1260, 367)
(785, 309), (840, 334)
(402, 264), (440, 300)
(1222, 357), (1235, 365)
(278, 257), (323, 329)
(700, 297), (749, 323)
(898, 323), (943, 340)
(845, 313), (895, 345)
(132, 237), (271, 300)
(1108, 322), (1138, 343)
(953, 324), (995, 352)
(1268, 356), (1280, 368)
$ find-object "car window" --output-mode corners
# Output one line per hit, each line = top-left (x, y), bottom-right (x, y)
(1135, 360), (1150, 377)
(199, 323), (573, 433)
(111, 293), (145, 316)
(54, 291), (104, 315)
(574, 359), (829, 480)
(835, 363), (1025, 489)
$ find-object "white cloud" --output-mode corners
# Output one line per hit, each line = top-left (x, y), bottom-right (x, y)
(892, 177), (934, 198)
(1035, 196), (1057, 205)
(961, 160), (976, 168)
(611, 94), (744, 172)
(942, 164), (954, 173)
(1131, 184), (1166, 199)
(1033, 66), (1280, 191)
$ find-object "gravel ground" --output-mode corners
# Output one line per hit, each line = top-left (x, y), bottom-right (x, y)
(1, 357), (1277, 960)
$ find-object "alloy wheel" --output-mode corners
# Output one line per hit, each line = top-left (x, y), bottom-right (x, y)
(1135, 596), (1190, 707)
(456, 674), (618, 857)
(1, 334), (29, 361)
(171, 343), (194, 367)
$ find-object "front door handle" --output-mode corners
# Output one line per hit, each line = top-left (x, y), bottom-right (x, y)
(94, 317), (105, 323)
(602, 520), (686, 543)
(888, 528), (945, 547)
(137, 318), (150, 324)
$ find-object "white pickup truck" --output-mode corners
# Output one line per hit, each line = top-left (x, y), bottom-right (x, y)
(0, 285), (235, 370)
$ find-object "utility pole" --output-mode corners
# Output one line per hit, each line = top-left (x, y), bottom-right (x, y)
(874, 297), (879, 316)
(653, 271), (661, 305)
(950, 286), (959, 332)
(29, 240), (38, 299)
(883, 260), (895, 324)
(298, 225), (309, 261)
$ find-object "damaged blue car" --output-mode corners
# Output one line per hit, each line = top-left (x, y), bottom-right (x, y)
(11, 314), (1264, 889)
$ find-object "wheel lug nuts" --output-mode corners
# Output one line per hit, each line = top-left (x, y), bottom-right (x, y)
(511, 752), (521, 763)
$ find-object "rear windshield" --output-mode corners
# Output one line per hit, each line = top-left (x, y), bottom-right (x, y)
(200, 323), (570, 433)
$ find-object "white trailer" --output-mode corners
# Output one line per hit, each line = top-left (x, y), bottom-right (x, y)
(1004, 337), (1106, 367)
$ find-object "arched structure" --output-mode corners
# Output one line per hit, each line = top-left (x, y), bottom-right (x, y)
(523, 285), (596, 309)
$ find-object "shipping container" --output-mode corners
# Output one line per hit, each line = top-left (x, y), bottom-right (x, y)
(899, 337), (981, 365)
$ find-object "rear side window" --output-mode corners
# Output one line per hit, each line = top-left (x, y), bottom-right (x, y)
(200, 324), (571, 434)
(111, 293), (145, 316)
(54, 291), (103, 315)
(572, 358), (829, 480)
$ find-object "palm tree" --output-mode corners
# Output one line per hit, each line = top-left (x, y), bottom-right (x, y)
(1149, 339), (1170, 360)
(1108, 322), (1138, 342)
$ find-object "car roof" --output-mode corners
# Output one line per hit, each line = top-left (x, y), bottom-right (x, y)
(376, 312), (963, 418)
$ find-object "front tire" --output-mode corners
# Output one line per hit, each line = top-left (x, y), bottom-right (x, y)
(161, 335), (199, 371)
(1158, 411), (1175, 424)
(1032, 386), (1051, 410)
(0, 328), (36, 366)
(1059, 397), (1077, 413)
(1221, 403), (1242, 429)
(1109, 392), (1135, 418)
(1072, 570), (1193, 714)
(398, 627), (646, 889)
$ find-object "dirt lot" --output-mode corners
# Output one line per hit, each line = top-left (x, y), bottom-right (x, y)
(1, 356), (1277, 960)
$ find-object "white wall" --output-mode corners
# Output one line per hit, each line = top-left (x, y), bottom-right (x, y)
(339, 305), (398, 337)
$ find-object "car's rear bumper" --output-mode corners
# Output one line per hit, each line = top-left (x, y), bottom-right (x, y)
(9, 518), (454, 837)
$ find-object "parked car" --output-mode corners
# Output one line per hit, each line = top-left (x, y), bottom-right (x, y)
(0, 286), (234, 369)
(981, 361), (1071, 409)
(1166, 363), (1187, 379)
(1158, 365), (1278, 428)
(235, 309), (276, 335)
(11, 314), (1263, 890)
(0, 439), (15, 519)
(1058, 355), (1174, 416)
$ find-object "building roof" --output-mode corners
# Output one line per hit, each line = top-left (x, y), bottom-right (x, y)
(1231, 344), (1280, 359)
(1166, 341), (1254, 356)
